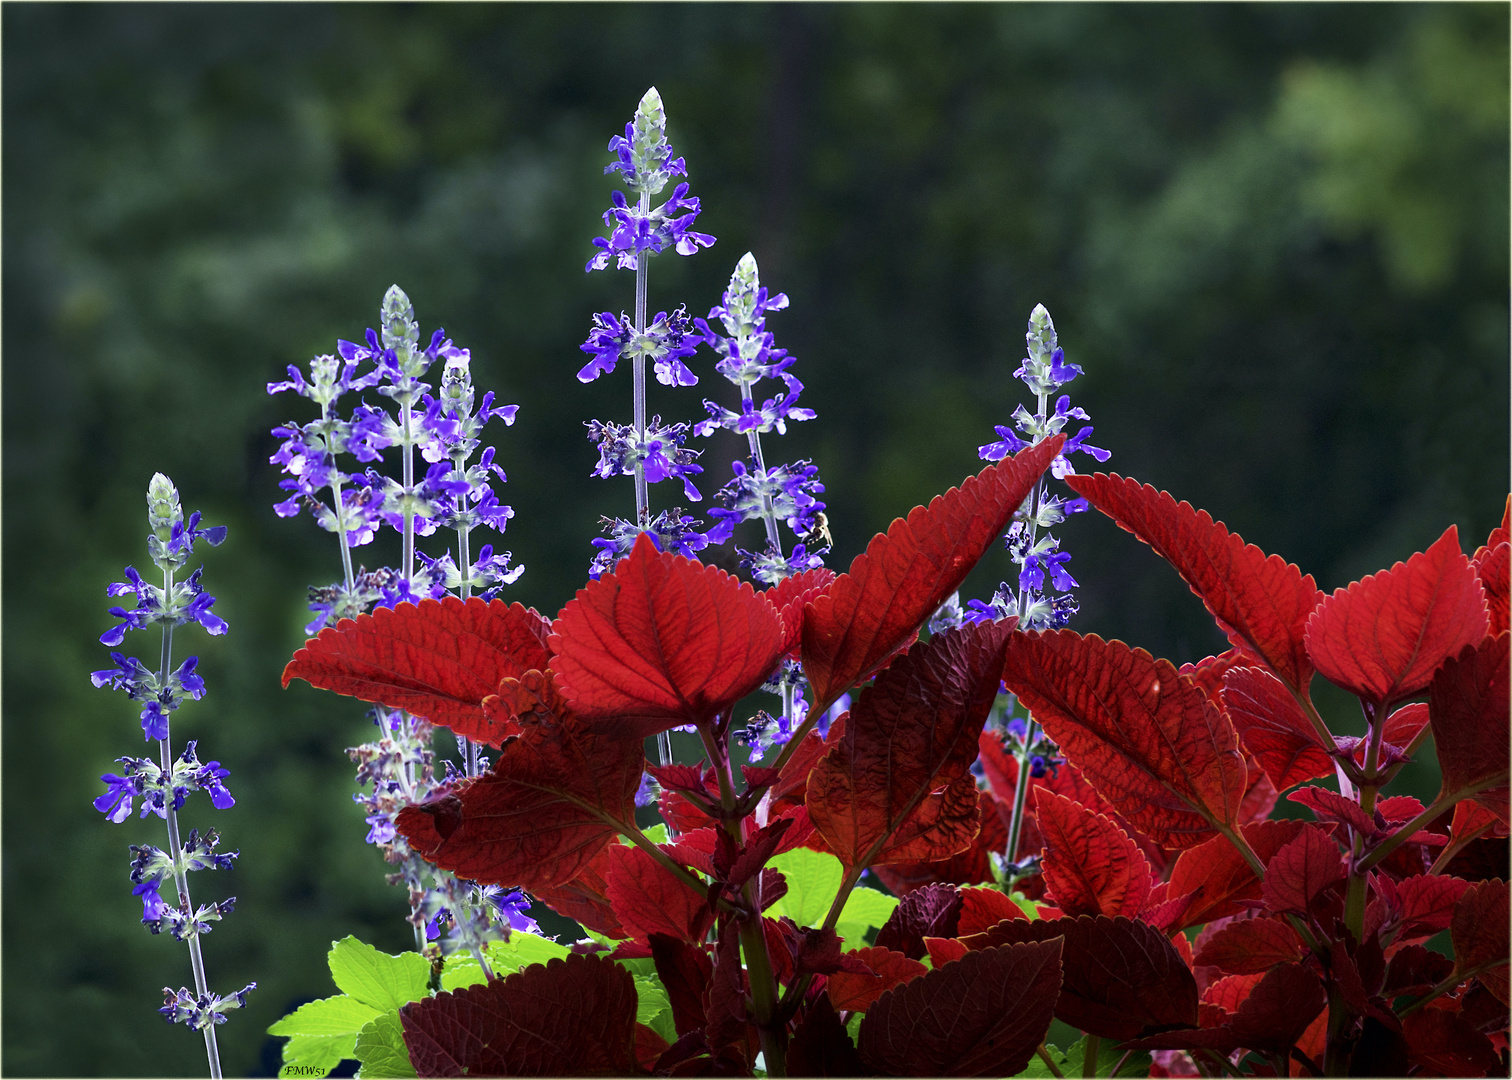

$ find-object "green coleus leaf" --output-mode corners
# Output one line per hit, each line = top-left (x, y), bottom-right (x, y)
(274, 1033), (352, 1078)
(268, 994), (382, 1037)
(354, 1011), (418, 1079)
(767, 847), (844, 927)
(328, 936), (431, 1013)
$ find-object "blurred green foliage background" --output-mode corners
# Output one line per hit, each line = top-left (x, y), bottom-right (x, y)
(4, 4), (1506, 1075)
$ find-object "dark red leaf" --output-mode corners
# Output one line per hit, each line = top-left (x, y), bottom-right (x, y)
(649, 934), (712, 1039)
(787, 994), (867, 1077)
(957, 885), (1028, 935)
(635, 1023), (670, 1072)
(1384, 945), (1457, 1000)
(1474, 542), (1509, 637)
(550, 533), (786, 736)
(1453, 879), (1510, 1005)
(1305, 526), (1489, 707)
(1125, 963), (1326, 1057)
(703, 918), (748, 1065)
(399, 953), (639, 1077)
(867, 790), (1007, 897)
(965, 915), (1198, 1040)
(824, 946), (928, 1013)
(1402, 1009), (1503, 1077)
(1430, 632), (1511, 823)
(1221, 666), (1333, 792)
(1164, 819), (1308, 931)
(1202, 972), (1265, 1016)
(873, 882), (962, 961)
(1000, 631), (1248, 848)
(856, 939), (1063, 1077)
(807, 620), (1013, 868)
(1064, 473), (1323, 694)
(1287, 786), (1378, 836)
(801, 438), (1062, 706)
(605, 843), (713, 945)
(1192, 917), (1304, 974)
(282, 597), (552, 743)
(925, 936), (969, 967)
(394, 670), (642, 891)
(767, 729), (831, 819)
(1394, 874), (1472, 939)
(1260, 826), (1344, 915)
(1033, 787), (1154, 919)
(1379, 701), (1432, 755)
(763, 567), (837, 658)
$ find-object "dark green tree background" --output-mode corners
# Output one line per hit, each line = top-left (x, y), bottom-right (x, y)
(4, 4), (1506, 1075)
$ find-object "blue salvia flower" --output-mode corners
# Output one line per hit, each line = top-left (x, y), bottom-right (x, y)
(581, 89), (715, 584)
(92, 475), (249, 1071)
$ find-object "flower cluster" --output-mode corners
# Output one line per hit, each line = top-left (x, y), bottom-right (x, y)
(269, 285), (521, 623)
(92, 476), (250, 1058)
(580, 88), (717, 579)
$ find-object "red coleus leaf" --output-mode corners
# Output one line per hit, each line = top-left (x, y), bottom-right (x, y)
(1125, 963), (1327, 1058)
(1402, 1009), (1503, 1078)
(925, 936), (970, 967)
(1305, 526), (1488, 708)
(825, 947), (928, 1013)
(763, 567), (837, 658)
(1260, 826), (1344, 915)
(787, 994), (867, 1078)
(1221, 666), (1333, 792)
(605, 843), (714, 945)
(648, 934), (711, 1040)
(957, 885), (1028, 935)
(1202, 972), (1266, 1016)
(282, 597), (552, 744)
(867, 790), (1008, 897)
(1165, 819), (1308, 931)
(550, 533), (786, 736)
(532, 844), (628, 940)
(399, 953), (640, 1077)
(1000, 631), (1248, 849)
(1384, 945), (1457, 1000)
(1474, 542), (1509, 637)
(1393, 874), (1472, 939)
(1429, 632), (1511, 823)
(1453, 880), (1510, 1005)
(962, 914), (1198, 1040)
(1287, 785), (1378, 837)
(1033, 787), (1154, 919)
(873, 882), (962, 961)
(704, 917), (748, 1061)
(1064, 473), (1323, 695)
(801, 437), (1062, 707)
(394, 670), (643, 892)
(807, 620), (1013, 868)
(856, 939), (1063, 1078)
(1192, 916), (1304, 975)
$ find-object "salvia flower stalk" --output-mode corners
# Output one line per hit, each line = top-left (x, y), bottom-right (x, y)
(92, 474), (252, 1078)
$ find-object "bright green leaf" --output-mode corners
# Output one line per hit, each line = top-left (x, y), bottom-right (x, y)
(835, 886), (898, 947)
(1020, 1036), (1151, 1078)
(269, 994), (382, 1037)
(354, 1011), (418, 1079)
(327, 937), (431, 1013)
(484, 930), (571, 975)
(276, 1033), (352, 1078)
(767, 848), (844, 928)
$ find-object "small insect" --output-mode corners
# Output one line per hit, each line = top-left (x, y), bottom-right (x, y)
(801, 512), (833, 550)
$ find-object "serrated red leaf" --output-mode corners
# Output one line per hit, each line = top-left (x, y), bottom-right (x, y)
(867, 790), (1008, 897)
(1402, 1009), (1503, 1077)
(1260, 826), (1344, 915)
(1395, 874), (1472, 939)
(825, 946), (928, 1013)
(532, 844), (628, 939)
(1305, 526), (1489, 707)
(787, 994), (867, 1078)
(1165, 820), (1308, 931)
(1221, 666), (1333, 792)
(1000, 631), (1247, 848)
(801, 438), (1062, 706)
(1474, 542), (1510, 637)
(282, 597), (552, 743)
(1192, 916), (1304, 974)
(807, 621), (1012, 868)
(1203, 972), (1266, 1015)
(704, 917), (748, 1061)
(649, 934), (712, 1039)
(763, 567), (837, 658)
(961, 914), (1198, 1040)
(1287, 786), (1378, 836)
(856, 939), (1062, 1077)
(399, 953), (639, 1077)
(1430, 632), (1511, 822)
(873, 882), (962, 961)
(1033, 787), (1153, 918)
(1453, 880), (1510, 1005)
(957, 885), (1028, 935)
(925, 936), (969, 967)
(1065, 474), (1323, 694)
(550, 533), (785, 736)
(394, 670), (642, 891)
(1126, 963), (1326, 1057)
(1180, 649), (1250, 706)
(1385, 945), (1457, 1000)
(605, 843), (713, 945)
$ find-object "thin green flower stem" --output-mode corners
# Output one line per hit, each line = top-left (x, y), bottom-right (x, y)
(401, 401), (415, 584)
(1036, 1045), (1067, 1078)
(775, 861), (866, 1025)
(742, 391), (784, 557)
(455, 519), (479, 776)
(618, 820), (738, 911)
(321, 404), (357, 597)
(632, 192), (651, 529)
(1397, 957), (1502, 1019)
(1003, 716), (1038, 868)
(1344, 701), (1385, 939)
(470, 944), (495, 981)
(1083, 1034), (1101, 1078)
(1356, 777), (1506, 874)
(156, 568), (223, 1079)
